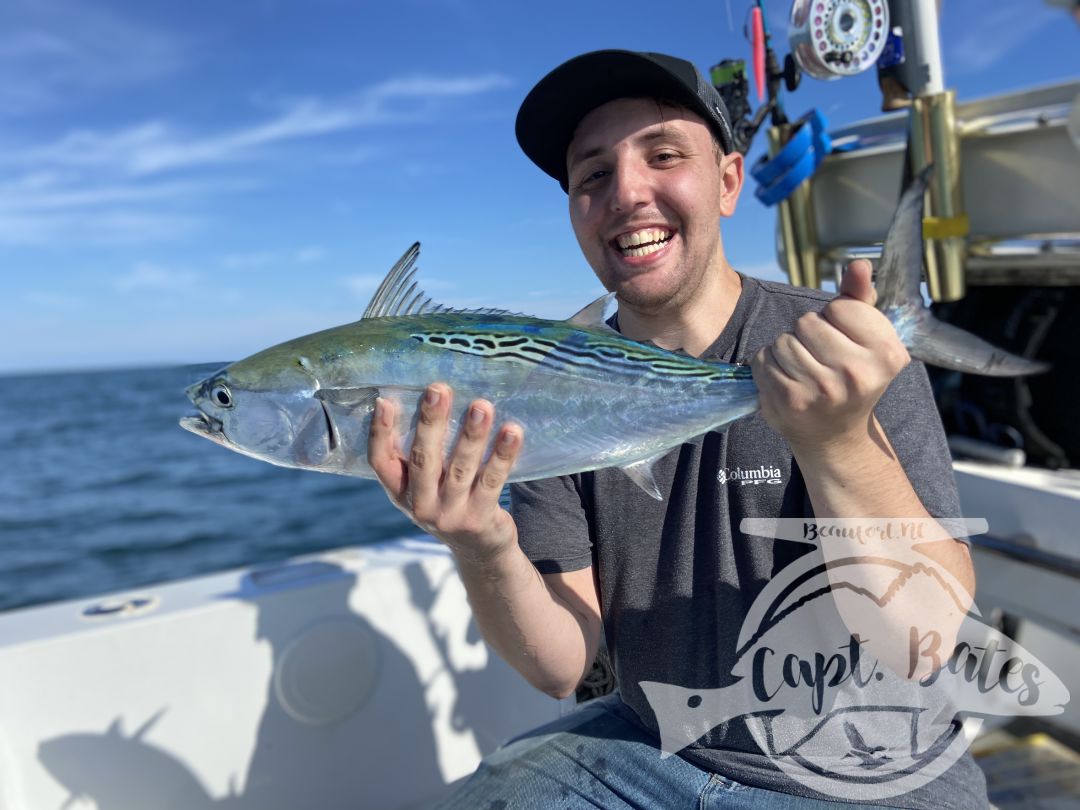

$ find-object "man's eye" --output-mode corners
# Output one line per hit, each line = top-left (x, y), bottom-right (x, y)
(576, 169), (609, 189)
(654, 152), (678, 164)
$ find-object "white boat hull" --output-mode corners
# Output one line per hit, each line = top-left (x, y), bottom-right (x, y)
(0, 538), (565, 810)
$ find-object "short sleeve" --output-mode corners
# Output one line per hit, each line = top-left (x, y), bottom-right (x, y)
(876, 360), (966, 537)
(510, 475), (595, 574)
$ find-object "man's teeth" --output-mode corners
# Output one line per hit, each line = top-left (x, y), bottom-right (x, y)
(615, 228), (673, 256)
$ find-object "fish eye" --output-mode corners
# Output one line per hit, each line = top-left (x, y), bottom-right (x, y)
(210, 384), (234, 409)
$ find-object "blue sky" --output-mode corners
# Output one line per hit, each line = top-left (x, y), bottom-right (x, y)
(1, 0), (1076, 373)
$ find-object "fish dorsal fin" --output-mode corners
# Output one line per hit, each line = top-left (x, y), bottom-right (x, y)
(362, 243), (514, 319)
(567, 293), (617, 330)
(362, 243), (440, 319)
(619, 453), (666, 501)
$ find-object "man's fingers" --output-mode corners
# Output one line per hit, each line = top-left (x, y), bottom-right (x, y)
(475, 424), (523, 497)
(443, 401), (494, 501)
(793, 310), (858, 366)
(368, 396), (407, 500)
(408, 383), (451, 517)
(768, 331), (826, 385)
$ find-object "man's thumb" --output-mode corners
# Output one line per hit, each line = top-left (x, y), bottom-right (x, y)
(840, 258), (876, 306)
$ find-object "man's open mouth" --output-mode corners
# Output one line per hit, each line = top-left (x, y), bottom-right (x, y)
(612, 227), (675, 258)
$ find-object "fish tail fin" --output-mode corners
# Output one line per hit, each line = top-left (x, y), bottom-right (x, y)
(906, 312), (1051, 377)
(877, 166), (1048, 377)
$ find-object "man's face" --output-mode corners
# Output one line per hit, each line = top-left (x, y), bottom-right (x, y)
(566, 98), (743, 314)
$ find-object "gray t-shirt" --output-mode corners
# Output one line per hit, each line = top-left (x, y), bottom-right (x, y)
(511, 276), (988, 808)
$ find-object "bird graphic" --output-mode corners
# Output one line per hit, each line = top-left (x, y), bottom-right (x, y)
(841, 721), (894, 769)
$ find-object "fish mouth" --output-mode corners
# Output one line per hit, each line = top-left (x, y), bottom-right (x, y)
(179, 411), (228, 446)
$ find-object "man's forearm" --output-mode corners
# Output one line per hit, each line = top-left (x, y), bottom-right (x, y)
(791, 416), (975, 677)
(454, 539), (599, 699)
(791, 416), (974, 593)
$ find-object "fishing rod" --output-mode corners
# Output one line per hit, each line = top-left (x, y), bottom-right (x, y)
(711, 0), (802, 156)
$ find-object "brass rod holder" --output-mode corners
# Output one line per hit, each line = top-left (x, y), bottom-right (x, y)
(789, 175), (821, 290)
(908, 90), (967, 302)
(767, 125), (820, 289)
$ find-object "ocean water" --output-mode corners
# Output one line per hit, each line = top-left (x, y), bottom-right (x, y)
(0, 364), (417, 613)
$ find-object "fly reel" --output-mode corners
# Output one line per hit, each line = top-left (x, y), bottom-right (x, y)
(789, 0), (890, 79)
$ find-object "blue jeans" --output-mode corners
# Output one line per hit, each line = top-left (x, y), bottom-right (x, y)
(436, 694), (893, 809)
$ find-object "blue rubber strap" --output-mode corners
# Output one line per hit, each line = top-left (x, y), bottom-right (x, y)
(750, 121), (813, 186)
(810, 110), (832, 157)
(752, 109), (832, 206)
(754, 145), (818, 206)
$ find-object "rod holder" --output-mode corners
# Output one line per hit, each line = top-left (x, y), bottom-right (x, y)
(768, 125), (820, 288)
(909, 89), (967, 302)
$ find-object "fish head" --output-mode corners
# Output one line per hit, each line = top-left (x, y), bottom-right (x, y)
(180, 360), (337, 469)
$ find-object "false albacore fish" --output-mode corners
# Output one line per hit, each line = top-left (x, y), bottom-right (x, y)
(181, 168), (1045, 499)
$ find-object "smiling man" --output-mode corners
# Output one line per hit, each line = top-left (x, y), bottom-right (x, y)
(368, 50), (986, 808)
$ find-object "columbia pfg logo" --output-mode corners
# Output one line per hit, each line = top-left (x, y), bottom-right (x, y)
(718, 465), (782, 485)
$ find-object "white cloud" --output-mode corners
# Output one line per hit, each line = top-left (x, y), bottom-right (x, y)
(0, 171), (251, 212)
(295, 246), (325, 263)
(0, 169), (247, 245)
(217, 247), (327, 269)
(319, 146), (382, 166)
(113, 262), (199, 294)
(0, 0), (187, 116)
(0, 68), (510, 246)
(0, 210), (199, 245)
(7, 73), (511, 178)
(220, 252), (276, 270)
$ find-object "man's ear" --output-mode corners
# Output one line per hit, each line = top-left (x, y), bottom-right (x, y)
(719, 151), (744, 218)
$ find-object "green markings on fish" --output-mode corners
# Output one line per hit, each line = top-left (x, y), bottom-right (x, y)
(410, 324), (748, 381)
(181, 168), (1046, 500)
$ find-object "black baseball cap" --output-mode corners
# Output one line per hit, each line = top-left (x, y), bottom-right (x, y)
(516, 50), (736, 192)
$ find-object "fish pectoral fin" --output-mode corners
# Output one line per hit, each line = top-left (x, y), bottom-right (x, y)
(314, 387), (383, 413)
(315, 385), (432, 417)
(566, 293), (617, 330)
(619, 453), (666, 500)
